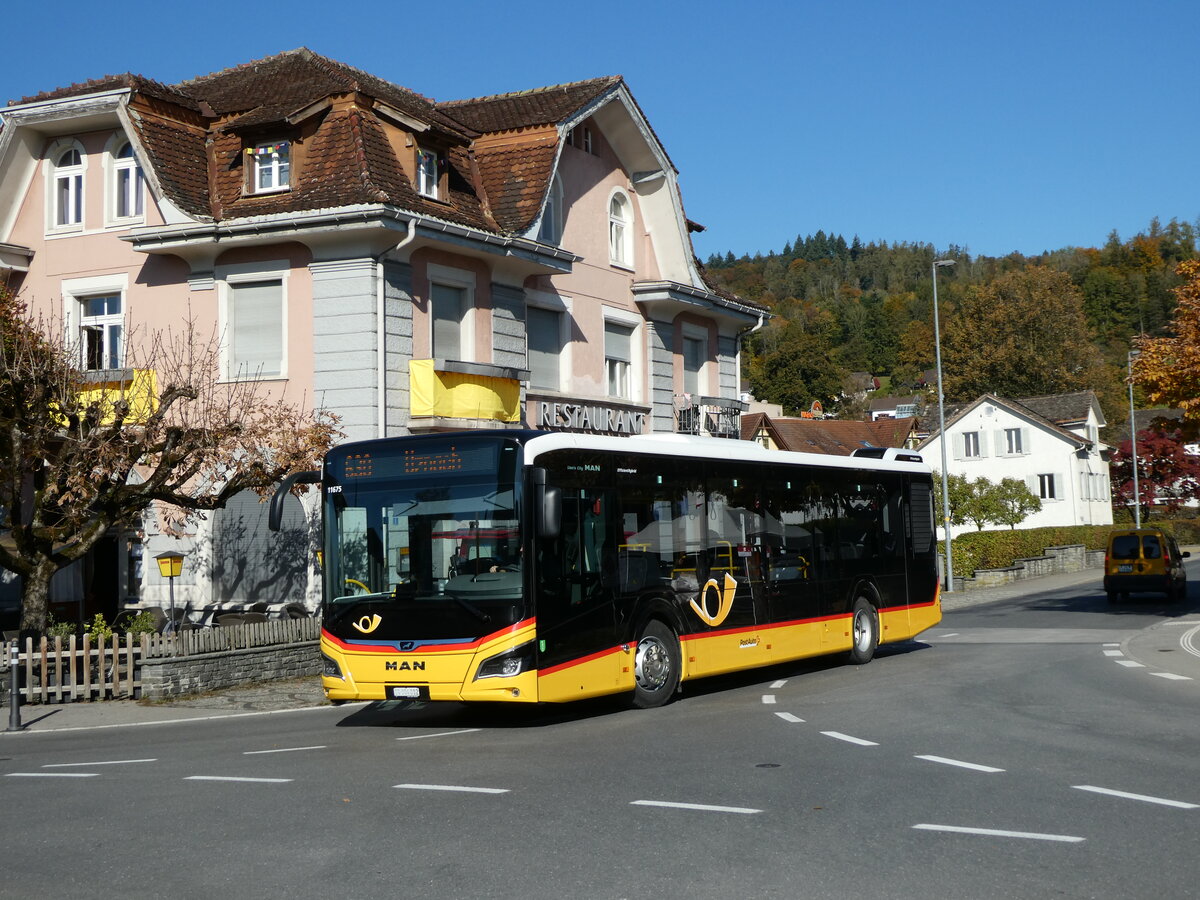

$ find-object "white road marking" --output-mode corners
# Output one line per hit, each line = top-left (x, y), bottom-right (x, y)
(1149, 672), (1193, 681)
(761, 694), (777, 705)
(394, 783), (509, 794)
(913, 824), (1084, 843)
(243, 745), (326, 755)
(938, 633), (960, 638)
(774, 712), (805, 723)
(395, 728), (481, 742)
(6, 772), (99, 778)
(1182, 624), (1200, 659)
(770, 680), (787, 689)
(1115, 660), (1146, 668)
(915, 755), (1004, 773)
(1103, 642), (1120, 647)
(185, 776), (293, 783)
(821, 731), (879, 747)
(631, 800), (761, 815)
(1073, 785), (1198, 809)
(1103, 650), (1124, 657)
(42, 758), (156, 767)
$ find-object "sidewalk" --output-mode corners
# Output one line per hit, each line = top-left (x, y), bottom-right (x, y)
(2, 676), (336, 736)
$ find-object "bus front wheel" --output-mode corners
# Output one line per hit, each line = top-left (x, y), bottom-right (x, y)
(847, 597), (879, 665)
(632, 620), (680, 709)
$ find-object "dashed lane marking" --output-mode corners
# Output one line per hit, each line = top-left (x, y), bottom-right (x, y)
(761, 694), (777, 705)
(913, 824), (1085, 843)
(770, 680), (788, 689)
(774, 712), (805, 723)
(395, 729), (481, 742)
(1103, 650), (1124, 657)
(632, 800), (762, 815)
(1073, 785), (1198, 809)
(1148, 672), (1193, 681)
(1115, 660), (1146, 668)
(42, 758), (156, 767)
(6, 772), (98, 778)
(394, 783), (509, 794)
(243, 746), (326, 755)
(821, 731), (879, 747)
(915, 755), (1004, 773)
(185, 776), (293, 783)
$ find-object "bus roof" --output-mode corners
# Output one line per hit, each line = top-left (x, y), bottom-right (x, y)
(522, 431), (932, 474)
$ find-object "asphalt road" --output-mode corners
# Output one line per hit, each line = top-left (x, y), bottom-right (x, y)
(2, 572), (1199, 900)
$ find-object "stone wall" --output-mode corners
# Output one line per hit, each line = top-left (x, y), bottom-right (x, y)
(954, 543), (1104, 590)
(139, 641), (320, 701)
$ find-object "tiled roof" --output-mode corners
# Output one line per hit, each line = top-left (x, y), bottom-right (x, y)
(126, 112), (210, 218)
(472, 135), (559, 234)
(179, 48), (472, 140)
(1015, 390), (1099, 426)
(743, 413), (917, 456)
(10, 73), (199, 110)
(438, 78), (621, 133)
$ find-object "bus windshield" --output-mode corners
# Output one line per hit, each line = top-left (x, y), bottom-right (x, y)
(323, 439), (525, 640)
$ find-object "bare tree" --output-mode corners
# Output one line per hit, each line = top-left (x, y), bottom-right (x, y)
(0, 284), (339, 632)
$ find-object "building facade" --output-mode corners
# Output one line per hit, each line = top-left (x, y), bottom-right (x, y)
(917, 391), (1113, 532)
(0, 49), (763, 621)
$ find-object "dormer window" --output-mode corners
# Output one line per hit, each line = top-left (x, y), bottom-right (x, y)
(53, 147), (84, 228)
(417, 148), (439, 199)
(250, 141), (290, 193)
(112, 142), (144, 220)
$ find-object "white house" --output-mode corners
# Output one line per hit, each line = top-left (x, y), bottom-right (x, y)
(917, 391), (1113, 531)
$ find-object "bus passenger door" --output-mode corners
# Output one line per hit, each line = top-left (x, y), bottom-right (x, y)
(534, 489), (621, 700)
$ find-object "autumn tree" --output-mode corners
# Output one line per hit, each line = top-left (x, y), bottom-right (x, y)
(1133, 259), (1200, 432)
(1109, 427), (1200, 522)
(940, 266), (1103, 402)
(0, 288), (340, 632)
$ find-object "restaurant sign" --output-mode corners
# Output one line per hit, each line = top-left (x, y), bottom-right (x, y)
(536, 400), (646, 435)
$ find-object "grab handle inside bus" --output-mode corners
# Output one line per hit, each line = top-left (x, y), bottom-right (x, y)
(268, 469), (321, 532)
(530, 467), (561, 539)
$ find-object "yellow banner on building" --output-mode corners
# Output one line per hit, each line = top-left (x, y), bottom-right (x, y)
(74, 368), (158, 425)
(409, 359), (520, 422)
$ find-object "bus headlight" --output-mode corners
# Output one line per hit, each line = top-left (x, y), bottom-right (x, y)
(322, 653), (344, 679)
(474, 643), (534, 680)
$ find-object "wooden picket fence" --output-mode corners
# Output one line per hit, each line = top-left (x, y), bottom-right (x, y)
(3, 618), (321, 704)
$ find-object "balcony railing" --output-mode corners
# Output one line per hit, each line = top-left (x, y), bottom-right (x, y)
(674, 395), (747, 439)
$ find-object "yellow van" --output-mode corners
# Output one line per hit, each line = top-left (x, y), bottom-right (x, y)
(1103, 528), (1189, 603)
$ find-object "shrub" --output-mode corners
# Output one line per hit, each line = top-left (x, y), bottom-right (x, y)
(83, 613), (114, 643)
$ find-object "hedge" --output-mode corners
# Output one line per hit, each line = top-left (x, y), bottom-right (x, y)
(941, 519), (1200, 576)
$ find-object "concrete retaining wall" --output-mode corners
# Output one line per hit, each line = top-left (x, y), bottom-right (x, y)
(139, 641), (321, 700)
(951, 543), (1104, 591)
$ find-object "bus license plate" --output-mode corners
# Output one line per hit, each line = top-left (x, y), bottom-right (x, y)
(387, 685), (429, 700)
(1117, 564), (1133, 573)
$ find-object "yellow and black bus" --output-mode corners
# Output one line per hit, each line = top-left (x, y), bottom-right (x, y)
(282, 429), (940, 709)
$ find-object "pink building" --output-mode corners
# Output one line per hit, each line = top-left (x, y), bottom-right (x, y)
(0, 49), (763, 622)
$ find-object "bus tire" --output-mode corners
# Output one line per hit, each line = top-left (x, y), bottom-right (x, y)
(847, 597), (879, 665)
(632, 620), (680, 709)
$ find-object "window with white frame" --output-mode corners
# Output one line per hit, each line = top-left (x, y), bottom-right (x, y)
(538, 176), (564, 245)
(527, 306), (563, 390)
(417, 148), (439, 199)
(226, 279), (284, 378)
(79, 294), (123, 371)
(112, 142), (144, 220)
(431, 282), (468, 360)
(53, 146), (84, 228)
(963, 431), (981, 458)
(1038, 473), (1057, 500)
(250, 141), (290, 193)
(605, 320), (634, 400)
(682, 334), (706, 397)
(608, 191), (632, 267)
(1004, 427), (1023, 455)
(582, 127), (593, 154)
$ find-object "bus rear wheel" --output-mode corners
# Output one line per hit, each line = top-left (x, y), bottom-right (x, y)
(632, 620), (680, 709)
(847, 597), (879, 665)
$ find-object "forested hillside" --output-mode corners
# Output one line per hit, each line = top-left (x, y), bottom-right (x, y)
(704, 218), (1198, 438)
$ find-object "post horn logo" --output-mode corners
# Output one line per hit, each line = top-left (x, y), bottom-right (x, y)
(689, 572), (738, 627)
(352, 614), (382, 634)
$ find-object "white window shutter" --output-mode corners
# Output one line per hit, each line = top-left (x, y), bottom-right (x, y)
(994, 430), (1005, 456)
(1021, 427), (1030, 454)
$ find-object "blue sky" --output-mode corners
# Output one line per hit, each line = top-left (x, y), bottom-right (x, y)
(5, 0), (1196, 260)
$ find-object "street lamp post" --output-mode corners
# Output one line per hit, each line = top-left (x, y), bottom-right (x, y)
(933, 258), (957, 592)
(1128, 350), (1141, 528)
